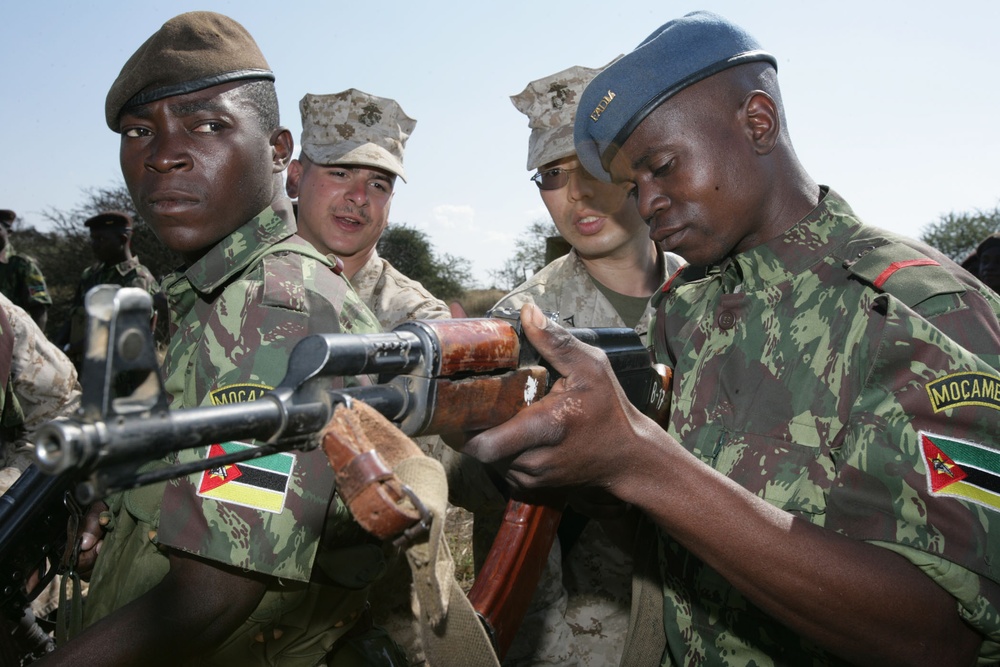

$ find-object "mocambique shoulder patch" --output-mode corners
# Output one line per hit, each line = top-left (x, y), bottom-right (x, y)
(197, 442), (295, 514)
(920, 432), (1000, 512)
(209, 383), (272, 406)
(926, 372), (1000, 413)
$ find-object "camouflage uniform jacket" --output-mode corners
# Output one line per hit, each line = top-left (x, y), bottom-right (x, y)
(84, 205), (385, 666)
(65, 256), (161, 362)
(0, 291), (79, 453)
(491, 246), (681, 667)
(494, 247), (683, 337)
(0, 243), (52, 312)
(350, 250), (450, 331)
(649, 188), (1000, 665)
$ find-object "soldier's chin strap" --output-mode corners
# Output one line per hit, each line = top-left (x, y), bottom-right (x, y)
(321, 400), (500, 667)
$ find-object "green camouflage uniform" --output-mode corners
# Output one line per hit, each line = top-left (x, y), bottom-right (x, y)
(491, 248), (683, 667)
(648, 188), (1000, 665)
(83, 205), (387, 666)
(64, 256), (160, 367)
(0, 243), (52, 315)
(350, 250), (450, 330)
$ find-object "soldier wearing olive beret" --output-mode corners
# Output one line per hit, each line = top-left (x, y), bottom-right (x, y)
(0, 208), (51, 330)
(47, 12), (406, 667)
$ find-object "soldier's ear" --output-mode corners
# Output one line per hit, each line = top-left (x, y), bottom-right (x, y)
(742, 91), (779, 156)
(286, 159), (303, 199)
(270, 127), (294, 173)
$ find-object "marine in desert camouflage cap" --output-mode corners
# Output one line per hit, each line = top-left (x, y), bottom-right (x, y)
(298, 89), (416, 182)
(105, 11), (274, 132)
(511, 61), (615, 171)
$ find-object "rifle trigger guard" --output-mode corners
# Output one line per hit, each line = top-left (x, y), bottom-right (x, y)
(392, 483), (432, 550)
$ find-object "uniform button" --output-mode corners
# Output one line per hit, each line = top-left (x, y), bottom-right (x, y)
(718, 311), (736, 329)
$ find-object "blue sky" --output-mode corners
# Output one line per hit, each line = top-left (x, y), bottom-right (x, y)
(2, 1), (998, 286)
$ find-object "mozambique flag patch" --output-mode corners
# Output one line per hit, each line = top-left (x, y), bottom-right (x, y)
(920, 432), (1000, 512)
(196, 442), (295, 514)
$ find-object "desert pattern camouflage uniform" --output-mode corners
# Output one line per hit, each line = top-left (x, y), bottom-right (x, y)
(64, 256), (161, 366)
(0, 292), (80, 618)
(0, 244), (52, 314)
(491, 248), (682, 667)
(350, 250), (450, 330)
(649, 188), (1000, 665)
(0, 291), (80, 479)
(83, 205), (389, 667)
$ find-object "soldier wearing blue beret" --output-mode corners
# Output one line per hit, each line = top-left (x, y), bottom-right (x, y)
(466, 11), (1000, 665)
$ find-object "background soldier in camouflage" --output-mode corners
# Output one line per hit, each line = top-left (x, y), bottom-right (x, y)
(0, 291), (80, 484)
(0, 209), (52, 330)
(45, 12), (406, 666)
(0, 291), (80, 640)
(465, 11), (1000, 666)
(54, 211), (162, 371)
(288, 88), (497, 666)
(286, 89), (451, 330)
(970, 233), (1000, 293)
(490, 63), (683, 666)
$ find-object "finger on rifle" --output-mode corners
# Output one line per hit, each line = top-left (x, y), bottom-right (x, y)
(518, 303), (604, 381)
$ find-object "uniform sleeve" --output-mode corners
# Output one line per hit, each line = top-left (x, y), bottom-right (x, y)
(4, 297), (79, 431)
(826, 294), (1000, 647)
(157, 255), (376, 582)
(18, 256), (52, 306)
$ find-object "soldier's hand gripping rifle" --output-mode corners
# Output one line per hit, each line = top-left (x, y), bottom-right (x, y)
(19, 285), (671, 660)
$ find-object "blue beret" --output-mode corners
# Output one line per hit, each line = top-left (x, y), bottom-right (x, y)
(574, 11), (776, 181)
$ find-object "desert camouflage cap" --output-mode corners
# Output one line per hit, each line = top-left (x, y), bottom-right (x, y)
(511, 62), (616, 171)
(105, 11), (274, 132)
(299, 90), (416, 182)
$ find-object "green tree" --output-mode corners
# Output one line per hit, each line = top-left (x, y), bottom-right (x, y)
(490, 219), (557, 291)
(920, 205), (1000, 263)
(15, 182), (181, 338)
(376, 223), (472, 301)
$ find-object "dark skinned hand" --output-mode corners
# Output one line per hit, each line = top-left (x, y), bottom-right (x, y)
(463, 303), (660, 495)
(76, 500), (109, 580)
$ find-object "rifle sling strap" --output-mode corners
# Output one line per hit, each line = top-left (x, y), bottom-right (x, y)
(321, 401), (500, 667)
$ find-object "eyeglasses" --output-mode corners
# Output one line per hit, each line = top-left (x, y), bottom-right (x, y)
(531, 166), (592, 191)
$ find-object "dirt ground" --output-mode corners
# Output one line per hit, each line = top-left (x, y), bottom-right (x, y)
(445, 505), (476, 593)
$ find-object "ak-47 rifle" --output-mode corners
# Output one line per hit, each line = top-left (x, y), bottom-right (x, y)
(13, 285), (669, 661)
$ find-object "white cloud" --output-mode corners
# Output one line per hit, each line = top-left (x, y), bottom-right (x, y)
(431, 204), (476, 231)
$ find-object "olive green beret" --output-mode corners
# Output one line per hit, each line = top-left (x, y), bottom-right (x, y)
(105, 11), (274, 132)
(84, 211), (133, 231)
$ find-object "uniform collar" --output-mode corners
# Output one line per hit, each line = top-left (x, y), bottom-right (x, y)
(725, 187), (861, 292)
(108, 255), (143, 277)
(172, 202), (297, 295)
